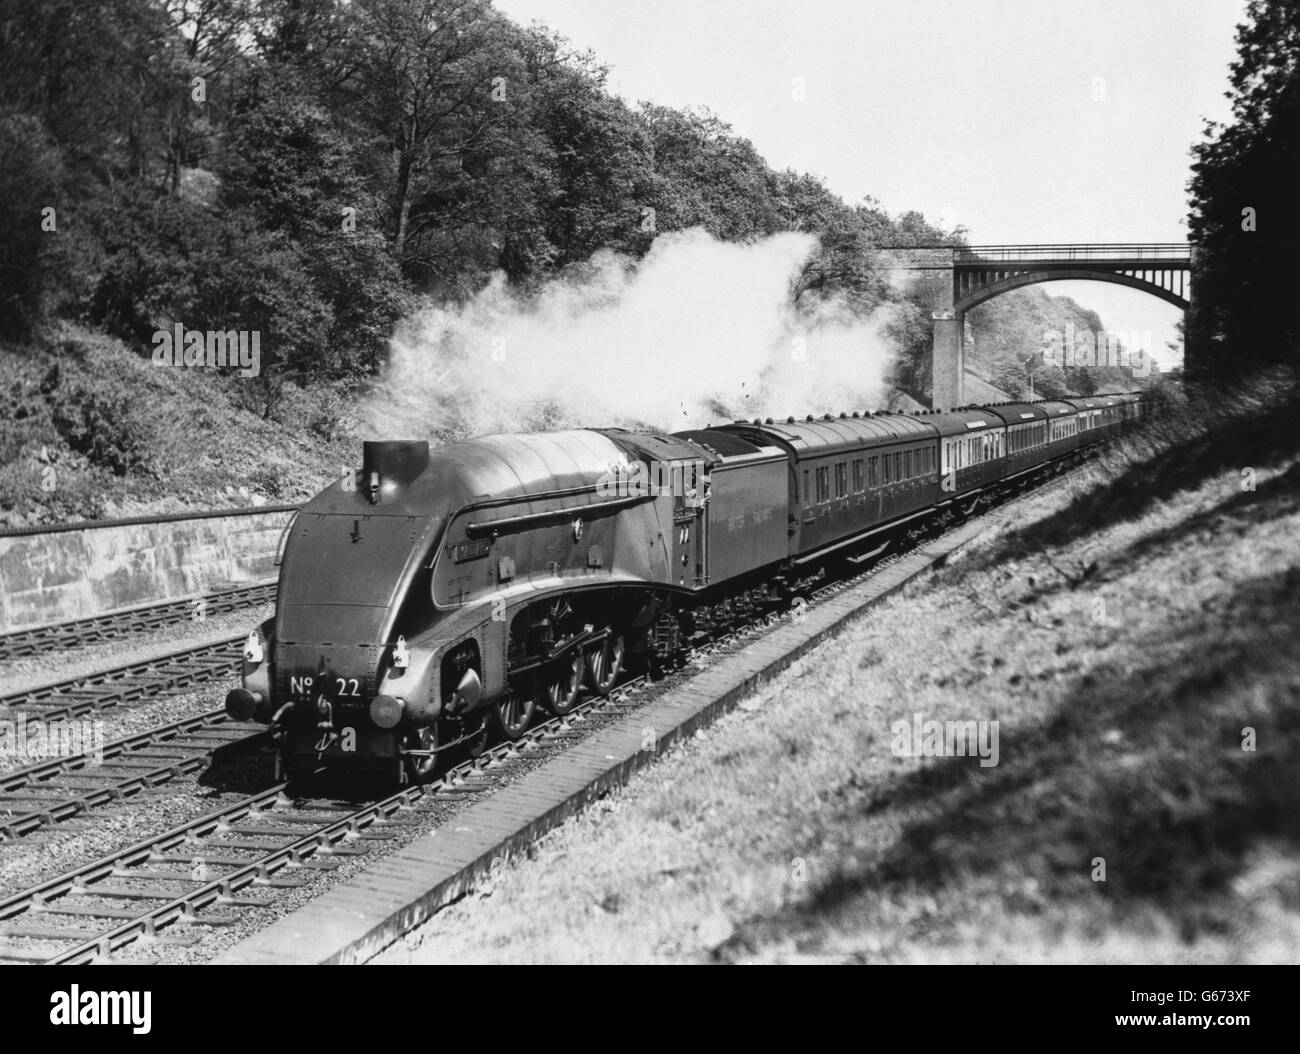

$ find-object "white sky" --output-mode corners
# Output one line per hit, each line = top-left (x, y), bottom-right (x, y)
(494, 0), (1248, 368)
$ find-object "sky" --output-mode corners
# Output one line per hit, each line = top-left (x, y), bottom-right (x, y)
(493, 0), (1249, 369)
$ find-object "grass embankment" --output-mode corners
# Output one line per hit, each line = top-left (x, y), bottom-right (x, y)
(0, 324), (354, 525)
(380, 369), (1300, 964)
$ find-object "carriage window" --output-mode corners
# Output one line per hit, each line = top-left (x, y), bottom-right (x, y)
(803, 470), (809, 505)
(852, 459), (864, 492)
(894, 452), (902, 479)
(869, 456), (878, 487)
(816, 466), (829, 502)
(835, 463), (847, 498)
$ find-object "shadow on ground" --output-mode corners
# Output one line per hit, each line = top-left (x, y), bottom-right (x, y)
(724, 460), (1300, 957)
(970, 372), (1300, 567)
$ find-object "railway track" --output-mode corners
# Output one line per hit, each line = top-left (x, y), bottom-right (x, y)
(0, 672), (662, 965)
(0, 582), (275, 662)
(0, 710), (266, 841)
(0, 502), (937, 965)
(0, 636), (243, 720)
(0, 463), (1089, 964)
(0, 589), (275, 840)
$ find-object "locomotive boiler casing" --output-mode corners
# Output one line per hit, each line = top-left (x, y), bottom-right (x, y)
(235, 429), (734, 774)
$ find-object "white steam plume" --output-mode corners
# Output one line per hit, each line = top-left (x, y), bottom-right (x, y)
(363, 228), (899, 440)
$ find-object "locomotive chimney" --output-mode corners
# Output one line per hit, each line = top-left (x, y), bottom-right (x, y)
(361, 441), (429, 503)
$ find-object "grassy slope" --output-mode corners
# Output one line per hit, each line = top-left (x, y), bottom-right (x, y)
(378, 369), (1300, 964)
(0, 324), (354, 525)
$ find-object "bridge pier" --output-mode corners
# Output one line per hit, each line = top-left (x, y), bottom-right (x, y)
(932, 310), (965, 410)
(883, 244), (1191, 407)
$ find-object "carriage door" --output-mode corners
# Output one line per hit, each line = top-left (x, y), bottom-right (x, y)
(673, 459), (709, 588)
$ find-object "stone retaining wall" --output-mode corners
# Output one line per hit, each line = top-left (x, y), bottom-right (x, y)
(0, 511), (294, 631)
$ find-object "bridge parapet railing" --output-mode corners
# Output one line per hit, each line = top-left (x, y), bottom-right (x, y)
(954, 244), (1190, 264)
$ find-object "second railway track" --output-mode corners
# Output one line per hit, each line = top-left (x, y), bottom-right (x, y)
(0, 672), (661, 965)
(0, 636), (244, 720)
(0, 582), (275, 663)
(0, 710), (267, 841)
(0, 584), (279, 839)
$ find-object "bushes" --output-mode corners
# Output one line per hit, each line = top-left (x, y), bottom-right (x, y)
(0, 326), (365, 525)
(83, 186), (336, 380)
(38, 362), (158, 478)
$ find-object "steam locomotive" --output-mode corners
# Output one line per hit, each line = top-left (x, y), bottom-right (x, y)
(225, 392), (1144, 781)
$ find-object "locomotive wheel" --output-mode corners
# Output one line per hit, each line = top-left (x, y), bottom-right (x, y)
(584, 633), (624, 697)
(540, 650), (584, 717)
(490, 682), (537, 740)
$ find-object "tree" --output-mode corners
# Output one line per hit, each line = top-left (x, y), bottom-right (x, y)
(343, 0), (520, 280)
(639, 105), (784, 241)
(0, 112), (63, 338)
(221, 66), (408, 375)
(1187, 0), (1300, 380)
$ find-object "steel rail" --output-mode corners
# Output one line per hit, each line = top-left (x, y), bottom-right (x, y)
(0, 637), (242, 718)
(0, 582), (275, 661)
(0, 709), (266, 840)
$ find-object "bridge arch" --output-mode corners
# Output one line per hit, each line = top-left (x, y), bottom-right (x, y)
(883, 244), (1193, 409)
(955, 268), (1189, 314)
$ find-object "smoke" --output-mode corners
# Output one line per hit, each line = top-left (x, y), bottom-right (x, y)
(364, 228), (900, 440)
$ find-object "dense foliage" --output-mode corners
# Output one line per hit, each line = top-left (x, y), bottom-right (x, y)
(1187, 0), (1300, 380)
(0, 0), (1140, 414)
